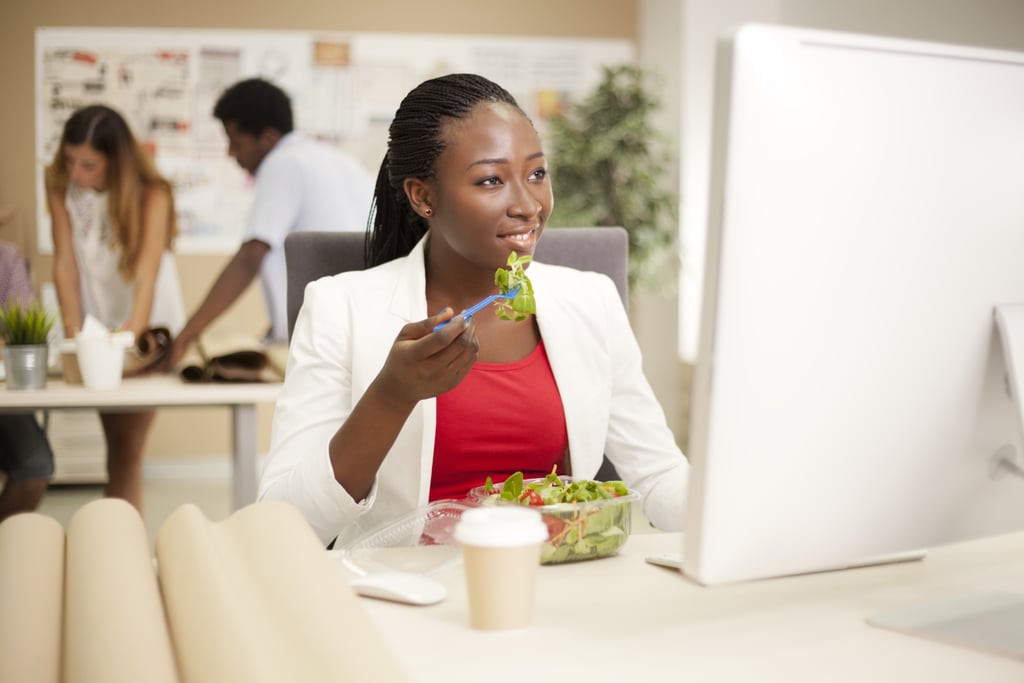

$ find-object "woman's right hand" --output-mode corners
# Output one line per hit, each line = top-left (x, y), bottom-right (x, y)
(328, 308), (477, 501)
(372, 308), (479, 407)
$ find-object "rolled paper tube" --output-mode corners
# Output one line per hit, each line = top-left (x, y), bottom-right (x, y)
(0, 513), (65, 683)
(156, 501), (409, 683)
(64, 499), (178, 683)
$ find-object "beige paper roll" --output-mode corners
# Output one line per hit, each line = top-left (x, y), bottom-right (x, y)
(0, 513), (65, 683)
(155, 501), (408, 683)
(63, 499), (179, 683)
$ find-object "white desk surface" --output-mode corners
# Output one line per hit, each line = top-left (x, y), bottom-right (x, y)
(0, 376), (280, 508)
(0, 375), (281, 410)
(359, 530), (1024, 682)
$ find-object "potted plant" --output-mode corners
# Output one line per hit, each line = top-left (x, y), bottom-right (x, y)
(0, 300), (55, 390)
(546, 64), (678, 290)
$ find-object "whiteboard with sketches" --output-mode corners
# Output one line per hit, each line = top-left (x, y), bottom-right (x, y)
(35, 28), (633, 253)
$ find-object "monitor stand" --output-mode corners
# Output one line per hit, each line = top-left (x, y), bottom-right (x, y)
(864, 305), (1024, 661)
(843, 548), (927, 570)
(867, 592), (1024, 661)
(644, 547), (927, 576)
(993, 305), (1024, 480)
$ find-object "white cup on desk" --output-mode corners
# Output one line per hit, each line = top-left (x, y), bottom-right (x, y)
(76, 332), (134, 390)
(454, 506), (547, 631)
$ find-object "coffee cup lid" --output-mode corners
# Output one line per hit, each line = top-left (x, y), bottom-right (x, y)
(454, 506), (548, 547)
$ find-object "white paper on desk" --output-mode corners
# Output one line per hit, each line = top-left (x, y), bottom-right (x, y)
(78, 314), (134, 346)
(79, 314), (107, 338)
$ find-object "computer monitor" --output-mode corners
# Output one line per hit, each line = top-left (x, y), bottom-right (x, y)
(683, 24), (1024, 587)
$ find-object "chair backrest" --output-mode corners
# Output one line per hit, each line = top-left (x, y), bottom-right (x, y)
(284, 231), (366, 341)
(284, 226), (629, 341)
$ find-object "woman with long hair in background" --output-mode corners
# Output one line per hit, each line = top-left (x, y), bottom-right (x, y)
(45, 104), (185, 512)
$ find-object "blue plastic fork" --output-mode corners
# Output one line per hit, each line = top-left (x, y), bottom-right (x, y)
(432, 284), (521, 332)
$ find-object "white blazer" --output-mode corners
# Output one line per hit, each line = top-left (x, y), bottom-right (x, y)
(260, 235), (689, 546)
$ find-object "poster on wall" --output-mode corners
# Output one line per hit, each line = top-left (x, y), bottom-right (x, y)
(36, 28), (634, 254)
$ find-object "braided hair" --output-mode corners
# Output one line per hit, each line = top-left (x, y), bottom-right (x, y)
(365, 73), (524, 267)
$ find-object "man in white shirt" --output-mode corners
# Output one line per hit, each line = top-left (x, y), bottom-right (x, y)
(167, 78), (373, 364)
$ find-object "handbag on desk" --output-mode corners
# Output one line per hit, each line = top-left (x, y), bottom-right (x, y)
(178, 334), (286, 383)
(124, 326), (172, 377)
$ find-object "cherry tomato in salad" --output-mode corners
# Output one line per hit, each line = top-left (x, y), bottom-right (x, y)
(543, 515), (568, 539)
(519, 489), (545, 506)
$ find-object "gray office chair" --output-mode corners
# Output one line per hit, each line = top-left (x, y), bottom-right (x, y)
(283, 226), (630, 480)
(284, 226), (629, 340)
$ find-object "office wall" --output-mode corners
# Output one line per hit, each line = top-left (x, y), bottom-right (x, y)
(0, 0), (637, 463)
(670, 0), (1024, 364)
(630, 0), (1024, 450)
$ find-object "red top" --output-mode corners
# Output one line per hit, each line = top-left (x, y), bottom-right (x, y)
(430, 340), (570, 501)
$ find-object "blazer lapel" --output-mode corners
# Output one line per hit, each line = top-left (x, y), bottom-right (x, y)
(531, 264), (609, 477)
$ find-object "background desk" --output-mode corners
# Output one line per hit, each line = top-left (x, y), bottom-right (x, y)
(359, 531), (1024, 682)
(0, 376), (280, 509)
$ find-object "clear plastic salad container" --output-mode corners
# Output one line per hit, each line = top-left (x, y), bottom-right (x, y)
(332, 499), (474, 577)
(468, 476), (639, 564)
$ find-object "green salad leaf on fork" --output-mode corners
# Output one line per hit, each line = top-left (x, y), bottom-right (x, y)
(494, 252), (535, 322)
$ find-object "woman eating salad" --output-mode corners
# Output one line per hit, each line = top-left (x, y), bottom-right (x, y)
(259, 73), (689, 547)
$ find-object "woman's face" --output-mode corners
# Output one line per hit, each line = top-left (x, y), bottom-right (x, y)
(425, 101), (553, 272)
(64, 143), (108, 191)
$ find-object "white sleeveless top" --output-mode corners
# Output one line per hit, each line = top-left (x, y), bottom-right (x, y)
(66, 185), (185, 334)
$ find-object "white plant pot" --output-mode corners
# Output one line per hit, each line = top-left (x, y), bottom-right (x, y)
(76, 336), (130, 390)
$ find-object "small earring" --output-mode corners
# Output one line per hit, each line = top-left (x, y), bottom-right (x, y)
(424, 207), (433, 217)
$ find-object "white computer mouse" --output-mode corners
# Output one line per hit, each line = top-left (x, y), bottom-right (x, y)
(348, 571), (447, 606)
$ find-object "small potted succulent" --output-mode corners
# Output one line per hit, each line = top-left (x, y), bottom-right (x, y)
(0, 301), (55, 390)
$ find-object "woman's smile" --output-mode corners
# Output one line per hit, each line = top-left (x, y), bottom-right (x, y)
(497, 227), (539, 250)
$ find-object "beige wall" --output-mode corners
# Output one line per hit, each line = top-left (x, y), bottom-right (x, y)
(642, 0), (1024, 449)
(0, 0), (638, 461)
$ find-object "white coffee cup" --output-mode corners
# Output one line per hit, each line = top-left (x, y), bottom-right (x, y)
(454, 506), (548, 631)
(76, 333), (133, 390)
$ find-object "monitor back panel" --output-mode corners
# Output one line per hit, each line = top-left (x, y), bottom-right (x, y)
(685, 24), (1024, 585)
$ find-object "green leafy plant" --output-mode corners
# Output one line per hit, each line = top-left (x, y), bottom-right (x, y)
(0, 301), (55, 346)
(547, 64), (678, 289)
(494, 252), (535, 321)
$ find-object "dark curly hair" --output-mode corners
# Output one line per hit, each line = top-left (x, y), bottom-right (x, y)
(213, 78), (294, 136)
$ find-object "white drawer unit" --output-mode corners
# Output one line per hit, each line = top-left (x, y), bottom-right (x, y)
(43, 409), (107, 484)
